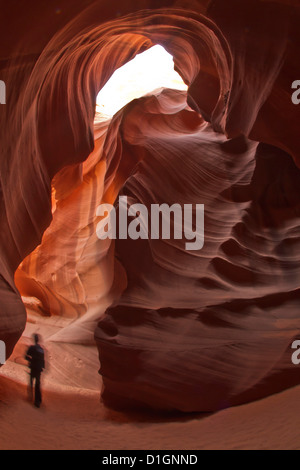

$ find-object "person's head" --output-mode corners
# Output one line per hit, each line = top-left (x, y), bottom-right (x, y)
(33, 333), (39, 345)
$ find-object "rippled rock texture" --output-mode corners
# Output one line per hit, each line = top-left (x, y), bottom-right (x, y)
(0, 0), (300, 411)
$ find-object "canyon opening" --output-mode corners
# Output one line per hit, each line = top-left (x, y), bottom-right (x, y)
(95, 45), (188, 119)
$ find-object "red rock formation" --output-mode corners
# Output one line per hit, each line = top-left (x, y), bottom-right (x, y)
(0, 0), (299, 411)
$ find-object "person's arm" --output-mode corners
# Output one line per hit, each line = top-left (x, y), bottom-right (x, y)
(25, 346), (33, 363)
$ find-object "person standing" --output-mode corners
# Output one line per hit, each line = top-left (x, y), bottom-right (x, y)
(25, 334), (45, 408)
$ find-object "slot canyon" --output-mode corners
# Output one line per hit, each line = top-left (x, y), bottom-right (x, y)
(0, 0), (300, 417)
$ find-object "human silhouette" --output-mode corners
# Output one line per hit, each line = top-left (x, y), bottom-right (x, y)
(25, 334), (45, 408)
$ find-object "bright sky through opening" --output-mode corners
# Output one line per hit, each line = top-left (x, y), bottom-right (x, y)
(96, 45), (188, 118)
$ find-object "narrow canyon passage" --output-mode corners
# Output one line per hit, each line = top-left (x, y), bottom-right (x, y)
(0, 0), (299, 414)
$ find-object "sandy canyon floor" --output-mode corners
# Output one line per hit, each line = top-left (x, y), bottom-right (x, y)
(0, 306), (299, 450)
